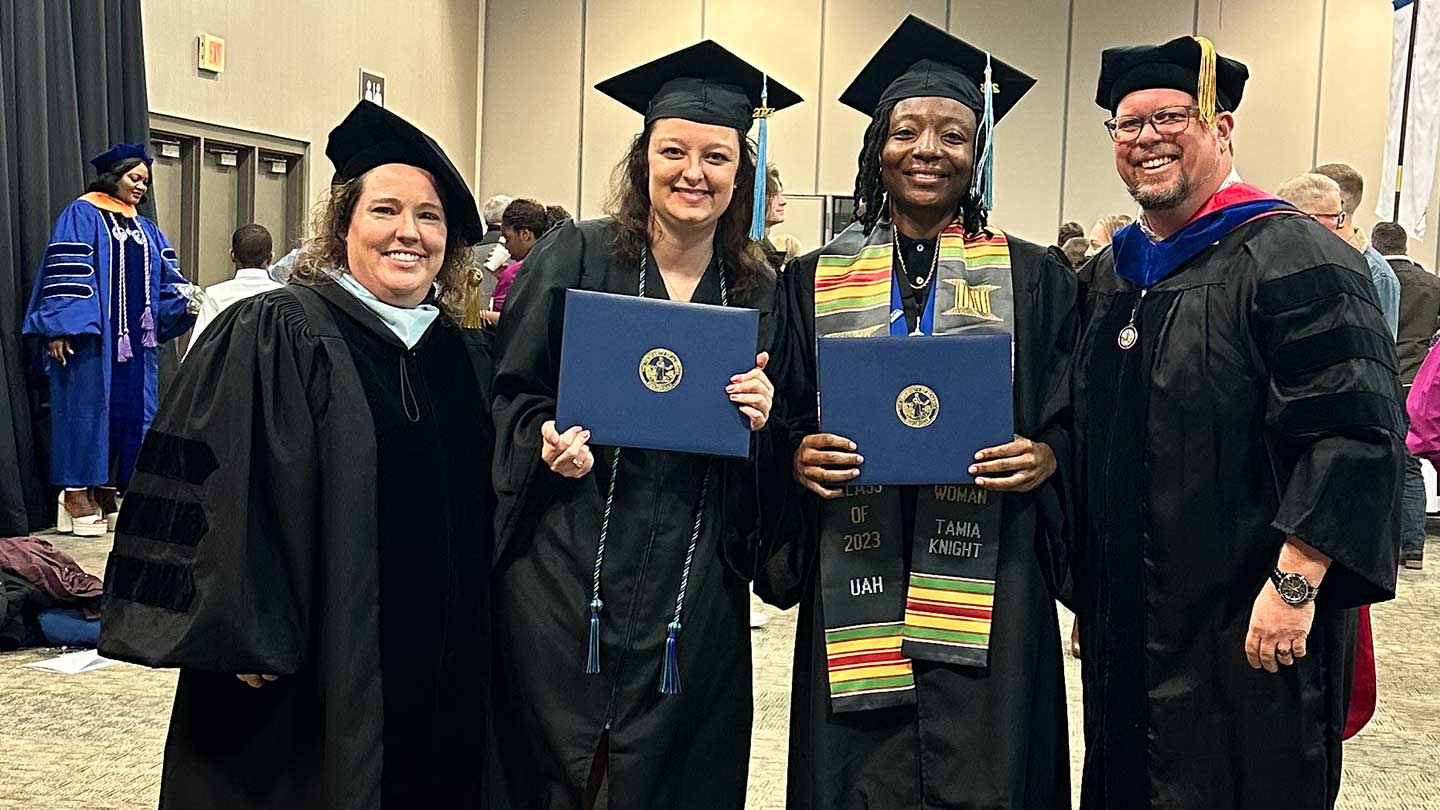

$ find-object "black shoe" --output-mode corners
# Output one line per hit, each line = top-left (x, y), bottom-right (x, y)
(1402, 551), (1424, 570)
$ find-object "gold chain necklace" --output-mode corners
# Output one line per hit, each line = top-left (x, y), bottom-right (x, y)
(893, 231), (941, 290)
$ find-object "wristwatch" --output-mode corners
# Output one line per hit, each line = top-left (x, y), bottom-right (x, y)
(1270, 568), (1319, 606)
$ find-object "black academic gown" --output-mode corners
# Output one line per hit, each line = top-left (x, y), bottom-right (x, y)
(1070, 214), (1403, 810)
(488, 218), (776, 810)
(98, 281), (494, 810)
(756, 234), (1078, 810)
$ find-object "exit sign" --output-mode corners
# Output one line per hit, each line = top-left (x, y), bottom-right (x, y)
(198, 34), (225, 73)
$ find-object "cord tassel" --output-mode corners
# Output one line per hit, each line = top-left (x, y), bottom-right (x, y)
(749, 75), (771, 241)
(659, 621), (682, 694)
(116, 333), (132, 363)
(140, 305), (157, 348)
(585, 598), (603, 674)
(971, 53), (996, 212)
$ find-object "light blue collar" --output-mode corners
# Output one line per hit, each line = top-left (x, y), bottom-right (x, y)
(334, 272), (439, 349)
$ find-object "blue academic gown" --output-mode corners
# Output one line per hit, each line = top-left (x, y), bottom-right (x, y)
(22, 196), (194, 488)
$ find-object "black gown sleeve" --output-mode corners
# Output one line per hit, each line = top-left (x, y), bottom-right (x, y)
(1021, 245), (1081, 609)
(754, 253), (822, 609)
(490, 219), (587, 561)
(99, 290), (329, 674)
(1251, 226), (1405, 607)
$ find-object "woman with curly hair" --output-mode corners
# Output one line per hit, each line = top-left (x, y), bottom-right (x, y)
(99, 101), (495, 809)
(488, 43), (798, 810)
(757, 17), (1078, 809)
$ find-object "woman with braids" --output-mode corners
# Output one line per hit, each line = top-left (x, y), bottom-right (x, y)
(756, 17), (1077, 809)
(488, 43), (798, 810)
(98, 101), (495, 809)
(23, 143), (196, 535)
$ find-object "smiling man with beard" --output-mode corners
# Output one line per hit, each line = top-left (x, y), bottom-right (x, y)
(1067, 37), (1403, 809)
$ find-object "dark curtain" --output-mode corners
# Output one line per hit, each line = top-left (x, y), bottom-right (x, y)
(0, 0), (152, 534)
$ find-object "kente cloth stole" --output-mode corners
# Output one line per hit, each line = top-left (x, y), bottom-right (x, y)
(814, 219), (1014, 713)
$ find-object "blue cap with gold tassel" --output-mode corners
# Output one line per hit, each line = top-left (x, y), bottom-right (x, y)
(749, 74), (772, 241)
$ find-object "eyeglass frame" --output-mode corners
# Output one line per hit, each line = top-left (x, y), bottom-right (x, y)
(1310, 210), (1347, 228)
(1103, 105), (1202, 144)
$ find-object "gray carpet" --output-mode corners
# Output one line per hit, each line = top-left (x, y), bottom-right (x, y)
(2, 531), (1435, 809)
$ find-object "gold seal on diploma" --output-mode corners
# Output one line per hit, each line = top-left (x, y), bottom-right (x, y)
(896, 384), (939, 428)
(639, 348), (683, 392)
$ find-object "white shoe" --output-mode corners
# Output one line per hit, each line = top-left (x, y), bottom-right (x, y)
(56, 494), (106, 537)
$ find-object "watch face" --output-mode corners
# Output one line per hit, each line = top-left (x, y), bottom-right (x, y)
(1277, 573), (1310, 605)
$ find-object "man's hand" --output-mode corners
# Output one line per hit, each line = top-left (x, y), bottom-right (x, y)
(793, 433), (862, 499)
(1244, 584), (1315, 672)
(236, 674), (280, 688)
(969, 435), (1056, 492)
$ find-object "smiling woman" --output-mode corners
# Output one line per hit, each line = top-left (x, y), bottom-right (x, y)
(489, 40), (799, 810)
(97, 101), (496, 810)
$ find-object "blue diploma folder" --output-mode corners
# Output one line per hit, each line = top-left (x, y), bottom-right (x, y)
(556, 289), (758, 458)
(818, 334), (1013, 484)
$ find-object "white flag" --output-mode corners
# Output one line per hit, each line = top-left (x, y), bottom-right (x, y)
(1377, 0), (1440, 238)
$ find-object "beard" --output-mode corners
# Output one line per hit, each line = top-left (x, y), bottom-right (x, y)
(1125, 167), (1192, 210)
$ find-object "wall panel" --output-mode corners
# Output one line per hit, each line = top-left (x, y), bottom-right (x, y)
(1197, 0), (1324, 197)
(704, 0), (824, 195)
(950, 0), (1071, 243)
(578, 0), (703, 218)
(479, 0), (583, 209)
(815, 1), (947, 198)
(1061, 0), (1195, 233)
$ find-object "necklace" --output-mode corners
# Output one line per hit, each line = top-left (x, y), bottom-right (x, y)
(894, 231), (941, 290)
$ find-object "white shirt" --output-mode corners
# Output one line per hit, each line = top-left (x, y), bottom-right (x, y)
(184, 268), (284, 359)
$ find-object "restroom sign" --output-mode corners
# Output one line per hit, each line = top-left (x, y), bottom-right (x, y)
(198, 34), (225, 73)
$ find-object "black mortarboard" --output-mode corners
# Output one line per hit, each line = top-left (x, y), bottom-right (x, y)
(325, 101), (483, 244)
(90, 143), (152, 174)
(839, 15), (1036, 120)
(594, 40), (802, 132)
(1095, 36), (1250, 115)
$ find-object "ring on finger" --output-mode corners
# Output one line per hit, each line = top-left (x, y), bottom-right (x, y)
(572, 457), (584, 469)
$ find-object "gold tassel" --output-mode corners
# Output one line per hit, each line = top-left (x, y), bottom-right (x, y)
(1193, 35), (1218, 127)
(460, 266), (486, 329)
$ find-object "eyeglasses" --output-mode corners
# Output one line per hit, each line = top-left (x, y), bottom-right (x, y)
(1104, 105), (1199, 143)
(1311, 211), (1347, 228)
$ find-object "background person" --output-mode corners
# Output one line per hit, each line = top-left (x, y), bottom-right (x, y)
(185, 223), (281, 357)
(1376, 220), (1439, 570)
(22, 143), (196, 535)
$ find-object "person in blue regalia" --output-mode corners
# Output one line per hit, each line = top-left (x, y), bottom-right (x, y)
(22, 143), (197, 535)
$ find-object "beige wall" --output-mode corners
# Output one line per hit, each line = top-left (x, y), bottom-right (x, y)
(480, 0), (1425, 258)
(142, 0), (482, 223)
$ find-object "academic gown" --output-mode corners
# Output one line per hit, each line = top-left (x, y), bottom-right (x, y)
(1070, 214), (1403, 809)
(98, 281), (494, 810)
(22, 197), (194, 487)
(755, 233), (1078, 810)
(488, 218), (776, 810)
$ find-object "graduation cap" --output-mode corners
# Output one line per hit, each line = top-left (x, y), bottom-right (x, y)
(90, 143), (152, 174)
(595, 40), (802, 239)
(1095, 36), (1250, 120)
(325, 100), (484, 244)
(839, 15), (1036, 210)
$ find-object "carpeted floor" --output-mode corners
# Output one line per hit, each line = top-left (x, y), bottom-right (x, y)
(2, 531), (1436, 809)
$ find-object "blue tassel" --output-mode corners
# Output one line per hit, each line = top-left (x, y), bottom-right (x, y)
(748, 75), (770, 242)
(116, 333), (132, 363)
(659, 621), (682, 694)
(972, 54), (996, 212)
(585, 599), (602, 674)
